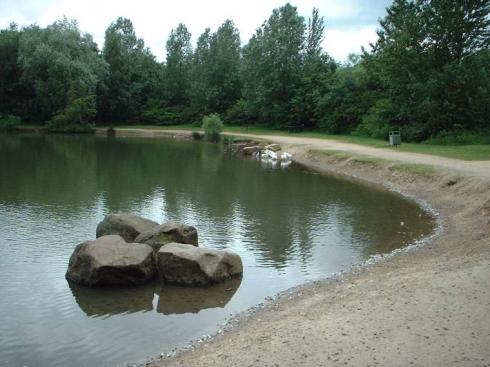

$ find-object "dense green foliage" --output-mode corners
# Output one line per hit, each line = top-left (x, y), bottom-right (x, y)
(99, 17), (160, 123)
(17, 18), (106, 130)
(0, 114), (21, 131)
(360, 0), (490, 140)
(0, 1), (488, 141)
(202, 113), (224, 142)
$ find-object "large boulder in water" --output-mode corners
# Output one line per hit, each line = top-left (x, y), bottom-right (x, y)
(96, 213), (158, 242)
(156, 243), (243, 287)
(135, 222), (198, 251)
(66, 235), (155, 287)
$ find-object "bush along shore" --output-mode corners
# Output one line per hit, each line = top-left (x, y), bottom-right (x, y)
(66, 213), (243, 288)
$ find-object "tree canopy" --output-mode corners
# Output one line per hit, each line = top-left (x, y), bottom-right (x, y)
(0, 1), (488, 141)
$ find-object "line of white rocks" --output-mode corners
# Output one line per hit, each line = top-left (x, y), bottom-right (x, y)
(66, 213), (243, 287)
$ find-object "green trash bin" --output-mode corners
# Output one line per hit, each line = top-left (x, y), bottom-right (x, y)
(389, 131), (401, 146)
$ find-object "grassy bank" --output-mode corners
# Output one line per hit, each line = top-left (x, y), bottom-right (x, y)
(107, 124), (490, 161)
(311, 150), (436, 177)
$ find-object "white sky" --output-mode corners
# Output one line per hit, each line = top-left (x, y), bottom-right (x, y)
(0, 0), (391, 61)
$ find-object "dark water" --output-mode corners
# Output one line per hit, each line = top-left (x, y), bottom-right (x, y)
(0, 134), (435, 367)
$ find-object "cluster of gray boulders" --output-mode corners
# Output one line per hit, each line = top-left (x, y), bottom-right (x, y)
(66, 213), (243, 287)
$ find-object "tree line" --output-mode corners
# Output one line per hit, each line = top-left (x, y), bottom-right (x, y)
(0, 0), (489, 141)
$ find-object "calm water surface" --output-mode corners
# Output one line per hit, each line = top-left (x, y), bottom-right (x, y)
(0, 134), (435, 367)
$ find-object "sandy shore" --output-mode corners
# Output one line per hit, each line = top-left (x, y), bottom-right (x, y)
(107, 129), (490, 367)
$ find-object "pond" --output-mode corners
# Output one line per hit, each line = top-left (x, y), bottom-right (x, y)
(0, 134), (435, 367)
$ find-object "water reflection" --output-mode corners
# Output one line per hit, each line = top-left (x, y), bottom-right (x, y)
(156, 278), (241, 315)
(69, 282), (156, 317)
(69, 278), (241, 317)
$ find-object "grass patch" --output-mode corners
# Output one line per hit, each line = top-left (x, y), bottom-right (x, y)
(311, 149), (352, 160)
(395, 144), (490, 161)
(389, 163), (435, 176)
(352, 156), (389, 166)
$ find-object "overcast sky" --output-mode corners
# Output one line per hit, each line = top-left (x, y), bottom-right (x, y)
(0, 0), (392, 61)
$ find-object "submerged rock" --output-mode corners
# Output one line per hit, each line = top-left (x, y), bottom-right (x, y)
(66, 235), (155, 287)
(96, 213), (158, 242)
(135, 222), (199, 251)
(156, 243), (243, 287)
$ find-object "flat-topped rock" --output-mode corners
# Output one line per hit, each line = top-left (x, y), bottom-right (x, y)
(156, 243), (243, 287)
(96, 213), (158, 242)
(66, 235), (155, 287)
(135, 222), (198, 252)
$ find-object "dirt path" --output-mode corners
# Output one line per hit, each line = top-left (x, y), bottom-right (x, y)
(107, 128), (490, 367)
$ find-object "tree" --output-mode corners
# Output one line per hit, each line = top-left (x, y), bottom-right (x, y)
(207, 20), (242, 113)
(292, 8), (336, 129)
(424, 0), (490, 65)
(317, 60), (374, 134)
(189, 28), (212, 114)
(190, 20), (242, 116)
(17, 17), (107, 126)
(99, 17), (160, 123)
(242, 3), (305, 127)
(0, 23), (31, 119)
(165, 23), (192, 106)
(305, 8), (324, 57)
(362, 0), (490, 140)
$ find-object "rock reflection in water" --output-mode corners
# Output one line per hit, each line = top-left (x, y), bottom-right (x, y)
(156, 277), (241, 315)
(69, 277), (241, 317)
(69, 282), (156, 317)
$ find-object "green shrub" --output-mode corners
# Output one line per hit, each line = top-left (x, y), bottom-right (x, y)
(141, 104), (173, 125)
(0, 114), (21, 131)
(191, 120), (202, 127)
(355, 99), (393, 139)
(424, 129), (490, 145)
(223, 99), (253, 125)
(202, 113), (223, 142)
(47, 96), (95, 133)
(142, 102), (196, 125)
